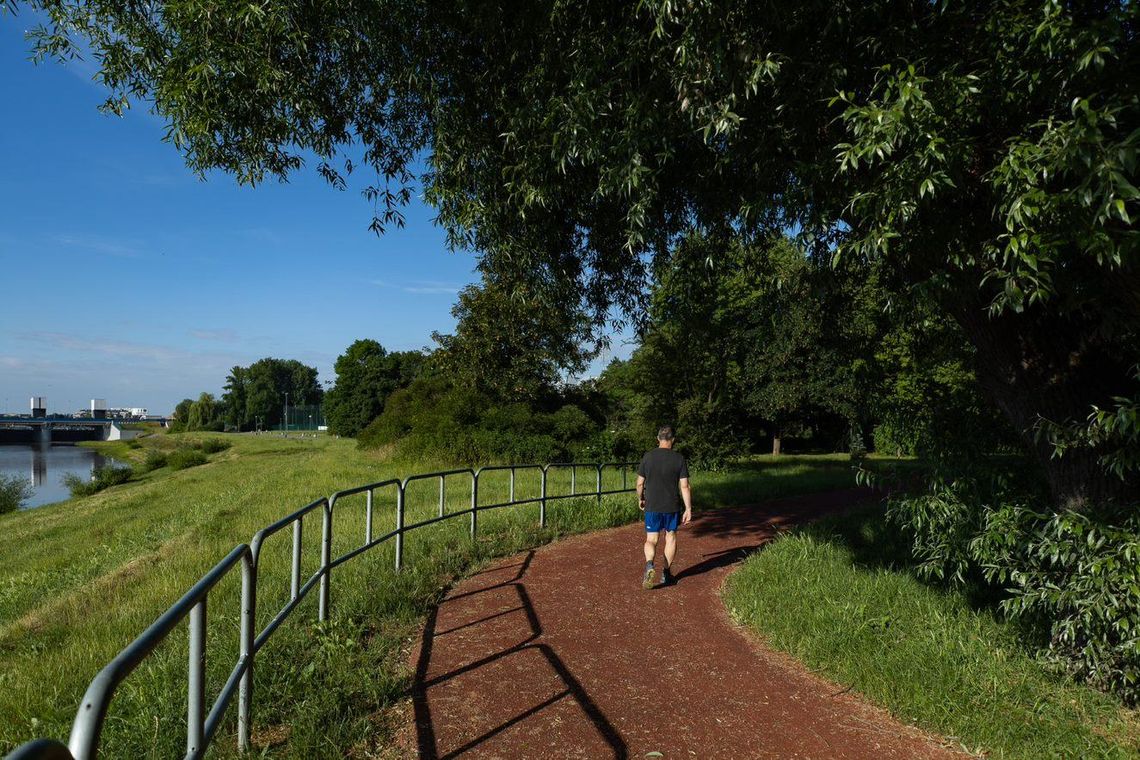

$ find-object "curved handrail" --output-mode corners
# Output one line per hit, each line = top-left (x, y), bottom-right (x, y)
(67, 544), (254, 760)
(5, 460), (639, 760)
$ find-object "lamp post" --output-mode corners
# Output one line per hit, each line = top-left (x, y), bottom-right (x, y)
(283, 392), (289, 432)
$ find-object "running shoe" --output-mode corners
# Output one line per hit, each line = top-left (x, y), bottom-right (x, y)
(642, 564), (656, 589)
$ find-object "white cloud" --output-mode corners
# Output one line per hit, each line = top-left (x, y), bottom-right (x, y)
(53, 234), (144, 259)
(370, 278), (463, 295)
(190, 328), (239, 342)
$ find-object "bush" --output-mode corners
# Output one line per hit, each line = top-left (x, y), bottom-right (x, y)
(197, 438), (232, 454)
(62, 465), (133, 497)
(975, 504), (1140, 702)
(0, 474), (32, 514)
(126, 439), (143, 450)
(888, 472), (1140, 704)
(358, 374), (607, 464)
(873, 419), (918, 457)
(139, 450), (169, 472)
(167, 449), (209, 470)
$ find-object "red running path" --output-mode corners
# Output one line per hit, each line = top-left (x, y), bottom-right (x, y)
(408, 491), (962, 759)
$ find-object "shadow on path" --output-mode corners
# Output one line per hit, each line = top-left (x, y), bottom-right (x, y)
(412, 550), (627, 759)
(408, 489), (957, 760)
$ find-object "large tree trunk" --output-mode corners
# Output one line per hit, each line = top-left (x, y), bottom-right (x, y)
(950, 294), (1137, 507)
(772, 428), (782, 456)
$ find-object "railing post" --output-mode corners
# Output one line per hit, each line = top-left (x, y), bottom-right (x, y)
(509, 467), (515, 503)
(439, 476), (445, 518)
(237, 556), (255, 753)
(470, 472), (478, 539)
(365, 489), (374, 545)
(540, 466), (547, 528)
(596, 464), (603, 507)
(290, 519), (302, 600)
(395, 484), (405, 571)
(318, 502), (332, 622)
(187, 599), (207, 758)
(570, 465), (576, 495)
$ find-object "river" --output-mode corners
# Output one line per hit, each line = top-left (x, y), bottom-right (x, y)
(0, 445), (127, 509)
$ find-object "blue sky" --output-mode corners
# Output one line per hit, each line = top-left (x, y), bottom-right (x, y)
(0, 20), (503, 415)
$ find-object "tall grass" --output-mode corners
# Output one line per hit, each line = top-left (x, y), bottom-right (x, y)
(0, 436), (858, 757)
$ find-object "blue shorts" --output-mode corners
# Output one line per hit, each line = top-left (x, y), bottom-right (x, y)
(644, 511), (680, 533)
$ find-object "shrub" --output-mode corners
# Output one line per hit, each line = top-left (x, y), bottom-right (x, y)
(847, 424), (867, 462)
(0, 474), (32, 514)
(140, 450), (169, 472)
(62, 465), (133, 497)
(873, 419), (917, 457)
(167, 449), (208, 470)
(197, 438), (232, 454)
(888, 472), (1140, 704)
(358, 374), (607, 464)
(974, 504), (1140, 702)
(126, 439), (143, 450)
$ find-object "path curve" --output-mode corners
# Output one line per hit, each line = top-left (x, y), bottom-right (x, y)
(408, 491), (962, 759)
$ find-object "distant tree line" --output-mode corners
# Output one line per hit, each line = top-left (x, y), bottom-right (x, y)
(170, 358), (323, 432)
(332, 233), (1000, 469)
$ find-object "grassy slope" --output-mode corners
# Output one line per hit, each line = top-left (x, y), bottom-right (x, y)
(0, 438), (858, 756)
(723, 504), (1140, 759)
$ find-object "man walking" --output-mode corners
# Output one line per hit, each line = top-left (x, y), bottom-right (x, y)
(636, 425), (693, 588)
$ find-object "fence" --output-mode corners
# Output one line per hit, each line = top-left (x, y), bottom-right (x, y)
(278, 404), (324, 431)
(5, 461), (637, 760)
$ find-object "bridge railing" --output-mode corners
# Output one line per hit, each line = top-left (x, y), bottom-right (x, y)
(5, 461), (638, 760)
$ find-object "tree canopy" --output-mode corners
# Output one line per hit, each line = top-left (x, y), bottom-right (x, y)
(323, 340), (424, 437)
(16, 0), (1138, 503)
(223, 358), (322, 431)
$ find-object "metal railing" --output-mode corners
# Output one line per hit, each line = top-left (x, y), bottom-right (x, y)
(6, 461), (637, 760)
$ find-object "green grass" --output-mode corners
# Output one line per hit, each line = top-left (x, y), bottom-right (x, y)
(723, 504), (1140, 758)
(0, 436), (861, 757)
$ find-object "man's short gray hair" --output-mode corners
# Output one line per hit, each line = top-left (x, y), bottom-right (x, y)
(657, 425), (676, 442)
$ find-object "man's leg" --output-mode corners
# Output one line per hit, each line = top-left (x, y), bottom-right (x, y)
(644, 531), (659, 563)
(663, 530), (678, 580)
(642, 531), (659, 588)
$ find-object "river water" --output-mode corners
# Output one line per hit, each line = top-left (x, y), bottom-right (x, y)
(0, 445), (126, 509)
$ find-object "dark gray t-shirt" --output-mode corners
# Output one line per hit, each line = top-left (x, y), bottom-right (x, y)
(638, 448), (690, 513)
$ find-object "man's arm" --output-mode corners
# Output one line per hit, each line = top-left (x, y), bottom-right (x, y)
(680, 477), (693, 524)
(636, 475), (646, 510)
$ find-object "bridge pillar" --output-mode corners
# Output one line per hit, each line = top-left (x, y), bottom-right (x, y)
(35, 424), (51, 447)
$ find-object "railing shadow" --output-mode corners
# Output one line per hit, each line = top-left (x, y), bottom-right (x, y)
(412, 550), (628, 759)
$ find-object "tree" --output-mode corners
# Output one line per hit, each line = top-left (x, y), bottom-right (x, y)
(171, 398), (194, 426)
(222, 358), (323, 430)
(21, 0), (1138, 503)
(608, 234), (892, 460)
(186, 392), (223, 431)
(323, 340), (424, 437)
(433, 274), (597, 401)
(222, 366), (247, 430)
(872, 300), (1015, 460)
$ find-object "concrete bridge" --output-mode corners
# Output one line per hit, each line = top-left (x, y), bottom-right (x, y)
(0, 416), (138, 445)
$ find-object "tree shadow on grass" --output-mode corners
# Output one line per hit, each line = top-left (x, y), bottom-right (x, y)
(798, 502), (1013, 614)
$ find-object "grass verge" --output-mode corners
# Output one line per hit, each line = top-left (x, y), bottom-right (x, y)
(723, 503), (1140, 758)
(0, 438), (864, 757)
